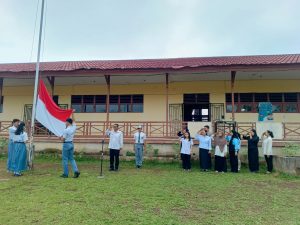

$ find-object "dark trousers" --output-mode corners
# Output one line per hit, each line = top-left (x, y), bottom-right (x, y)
(229, 151), (238, 173)
(181, 153), (191, 170)
(110, 149), (120, 170)
(214, 155), (227, 172)
(264, 155), (273, 172)
(199, 148), (211, 170)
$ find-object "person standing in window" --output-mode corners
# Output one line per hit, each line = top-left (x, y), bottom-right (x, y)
(227, 130), (241, 173)
(106, 124), (123, 171)
(180, 132), (193, 171)
(60, 114), (80, 178)
(133, 125), (146, 169)
(195, 128), (212, 172)
(12, 122), (28, 176)
(262, 130), (274, 174)
(7, 119), (20, 173)
(214, 131), (227, 173)
(243, 129), (259, 173)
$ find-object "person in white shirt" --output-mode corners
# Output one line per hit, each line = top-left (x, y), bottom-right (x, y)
(106, 124), (123, 171)
(195, 128), (212, 171)
(133, 125), (146, 169)
(12, 122), (28, 176)
(180, 132), (193, 171)
(214, 131), (228, 173)
(60, 116), (80, 178)
(262, 130), (274, 174)
(7, 119), (20, 173)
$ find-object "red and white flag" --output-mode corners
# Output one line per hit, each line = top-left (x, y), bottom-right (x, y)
(36, 80), (73, 137)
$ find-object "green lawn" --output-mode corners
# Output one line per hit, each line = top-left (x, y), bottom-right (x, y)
(0, 157), (299, 225)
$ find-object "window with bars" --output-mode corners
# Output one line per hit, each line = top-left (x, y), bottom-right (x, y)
(0, 96), (3, 113)
(225, 93), (300, 113)
(71, 95), (143, 113)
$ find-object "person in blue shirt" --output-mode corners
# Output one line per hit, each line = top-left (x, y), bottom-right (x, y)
(7, 119), (20, 173)
(12, 122), (28, 176)
(60, 114), (80, 178)
(227, 130), (241, 173)
(195, 128), (212, 171)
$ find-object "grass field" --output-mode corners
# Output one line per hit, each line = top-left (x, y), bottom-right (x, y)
(0, 157), (299, 225)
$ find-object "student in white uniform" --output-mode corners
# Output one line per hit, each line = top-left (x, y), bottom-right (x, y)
(180, 132), (193, 171)
(214, 131), (228, 173)
(12, 122), (28, 176)
(60, 117), (80, 178)
(195, 128), (212, 171)
(7, 119), (20, 172)
(106, 124), (123, 171)
(133, 125), (146, 169)
(262, 130), (274, 174)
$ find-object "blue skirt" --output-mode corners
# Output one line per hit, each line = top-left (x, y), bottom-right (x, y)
(7, 140), (15, 171)
(13, 143), (28, 172)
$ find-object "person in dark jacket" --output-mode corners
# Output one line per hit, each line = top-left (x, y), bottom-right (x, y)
(243, 129), (259, 173)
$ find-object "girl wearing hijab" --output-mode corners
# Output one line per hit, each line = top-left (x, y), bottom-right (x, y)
(7, 119), (20, 173)
(195, 128), (212, 171)
(227, 130), (241, 173)
(262, 130), (274, 174)
(12, 122), (28, 176)
(214, 131), (227, 173)
(243, 129), (259, 172)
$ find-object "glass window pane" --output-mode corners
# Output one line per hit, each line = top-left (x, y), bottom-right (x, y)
(225, 93), (238, 103)
(95, 95), (106, 103)
(226, 104), (237, 112)
(120, 95), (131, 103)
(285, 103), (298, 113)
(254, 93), (268, 102)
(120, 103), (130, 112)
(109, 104), (119, 112)
(133, 95), (143, 103)
(240, 93), (253, 102)
(72, 104), (82, 113)
(71, 95), (82, 104)
(110, 95), (119, 103)
(95, 104), (106, 112)
(240, 103), (253, 112)
(83, 95), (94, 103)
(84, 104), (94, 113)
(132, 104), (143, 112)
(272, 104), (282, 113)
(269, 93), (282, 102)
(284, 93), (297, 102)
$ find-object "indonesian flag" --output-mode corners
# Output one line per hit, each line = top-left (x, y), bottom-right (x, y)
(36, 80), (73, 137)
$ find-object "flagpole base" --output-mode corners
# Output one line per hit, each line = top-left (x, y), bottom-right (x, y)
(97, 175), (105, 179)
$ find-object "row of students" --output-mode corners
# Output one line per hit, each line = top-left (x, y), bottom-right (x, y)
(7, 120), (28, 176)
(178, 127), (273, 174)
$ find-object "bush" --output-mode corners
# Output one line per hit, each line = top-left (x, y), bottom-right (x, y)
(126, 151), (135, 156)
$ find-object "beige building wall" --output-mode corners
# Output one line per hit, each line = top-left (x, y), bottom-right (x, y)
(1, 79), (300, 122)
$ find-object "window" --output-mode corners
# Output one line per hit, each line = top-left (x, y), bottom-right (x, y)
(225, 93), (300, 113)
(52, 95), (59, 105)
(71, 95), (143, 113)
(184, 94), (209, 103)
(0, 96), (3, 113)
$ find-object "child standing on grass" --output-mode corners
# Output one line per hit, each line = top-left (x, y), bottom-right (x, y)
(7, 119), (20, 173)
(180, 132), (193, 171)
(262, 130), (274, 174)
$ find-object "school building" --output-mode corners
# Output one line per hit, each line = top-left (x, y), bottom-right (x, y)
(0, 54), (300, 152)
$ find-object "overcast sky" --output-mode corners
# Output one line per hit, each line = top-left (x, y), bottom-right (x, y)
(0, 0), (299, 63)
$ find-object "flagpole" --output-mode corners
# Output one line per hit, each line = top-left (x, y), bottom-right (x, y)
(29, 0), (46, 169)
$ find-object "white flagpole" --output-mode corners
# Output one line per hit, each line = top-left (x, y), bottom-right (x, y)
(29, 0), (46, 169)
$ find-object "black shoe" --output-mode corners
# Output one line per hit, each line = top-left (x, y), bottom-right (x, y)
(109, 168), (114, 171)
(60, 174), (68, 178)
(73, 171), (80, 178)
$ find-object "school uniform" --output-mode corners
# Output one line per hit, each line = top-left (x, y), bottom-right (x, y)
(195, 134), (212, 170)
(228, 136), (241, 173)
(243, 135), (259, 172)
(134, 131), (146, 167)
(62, 124), (79, 176)
(106, 129), (123, 170)
(214, 144), (228, 172)
(180, 138), (193, 170)
(13, 132), (28, 173)
(7, 126), (17, 172)
(262, 136), (273, 172)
